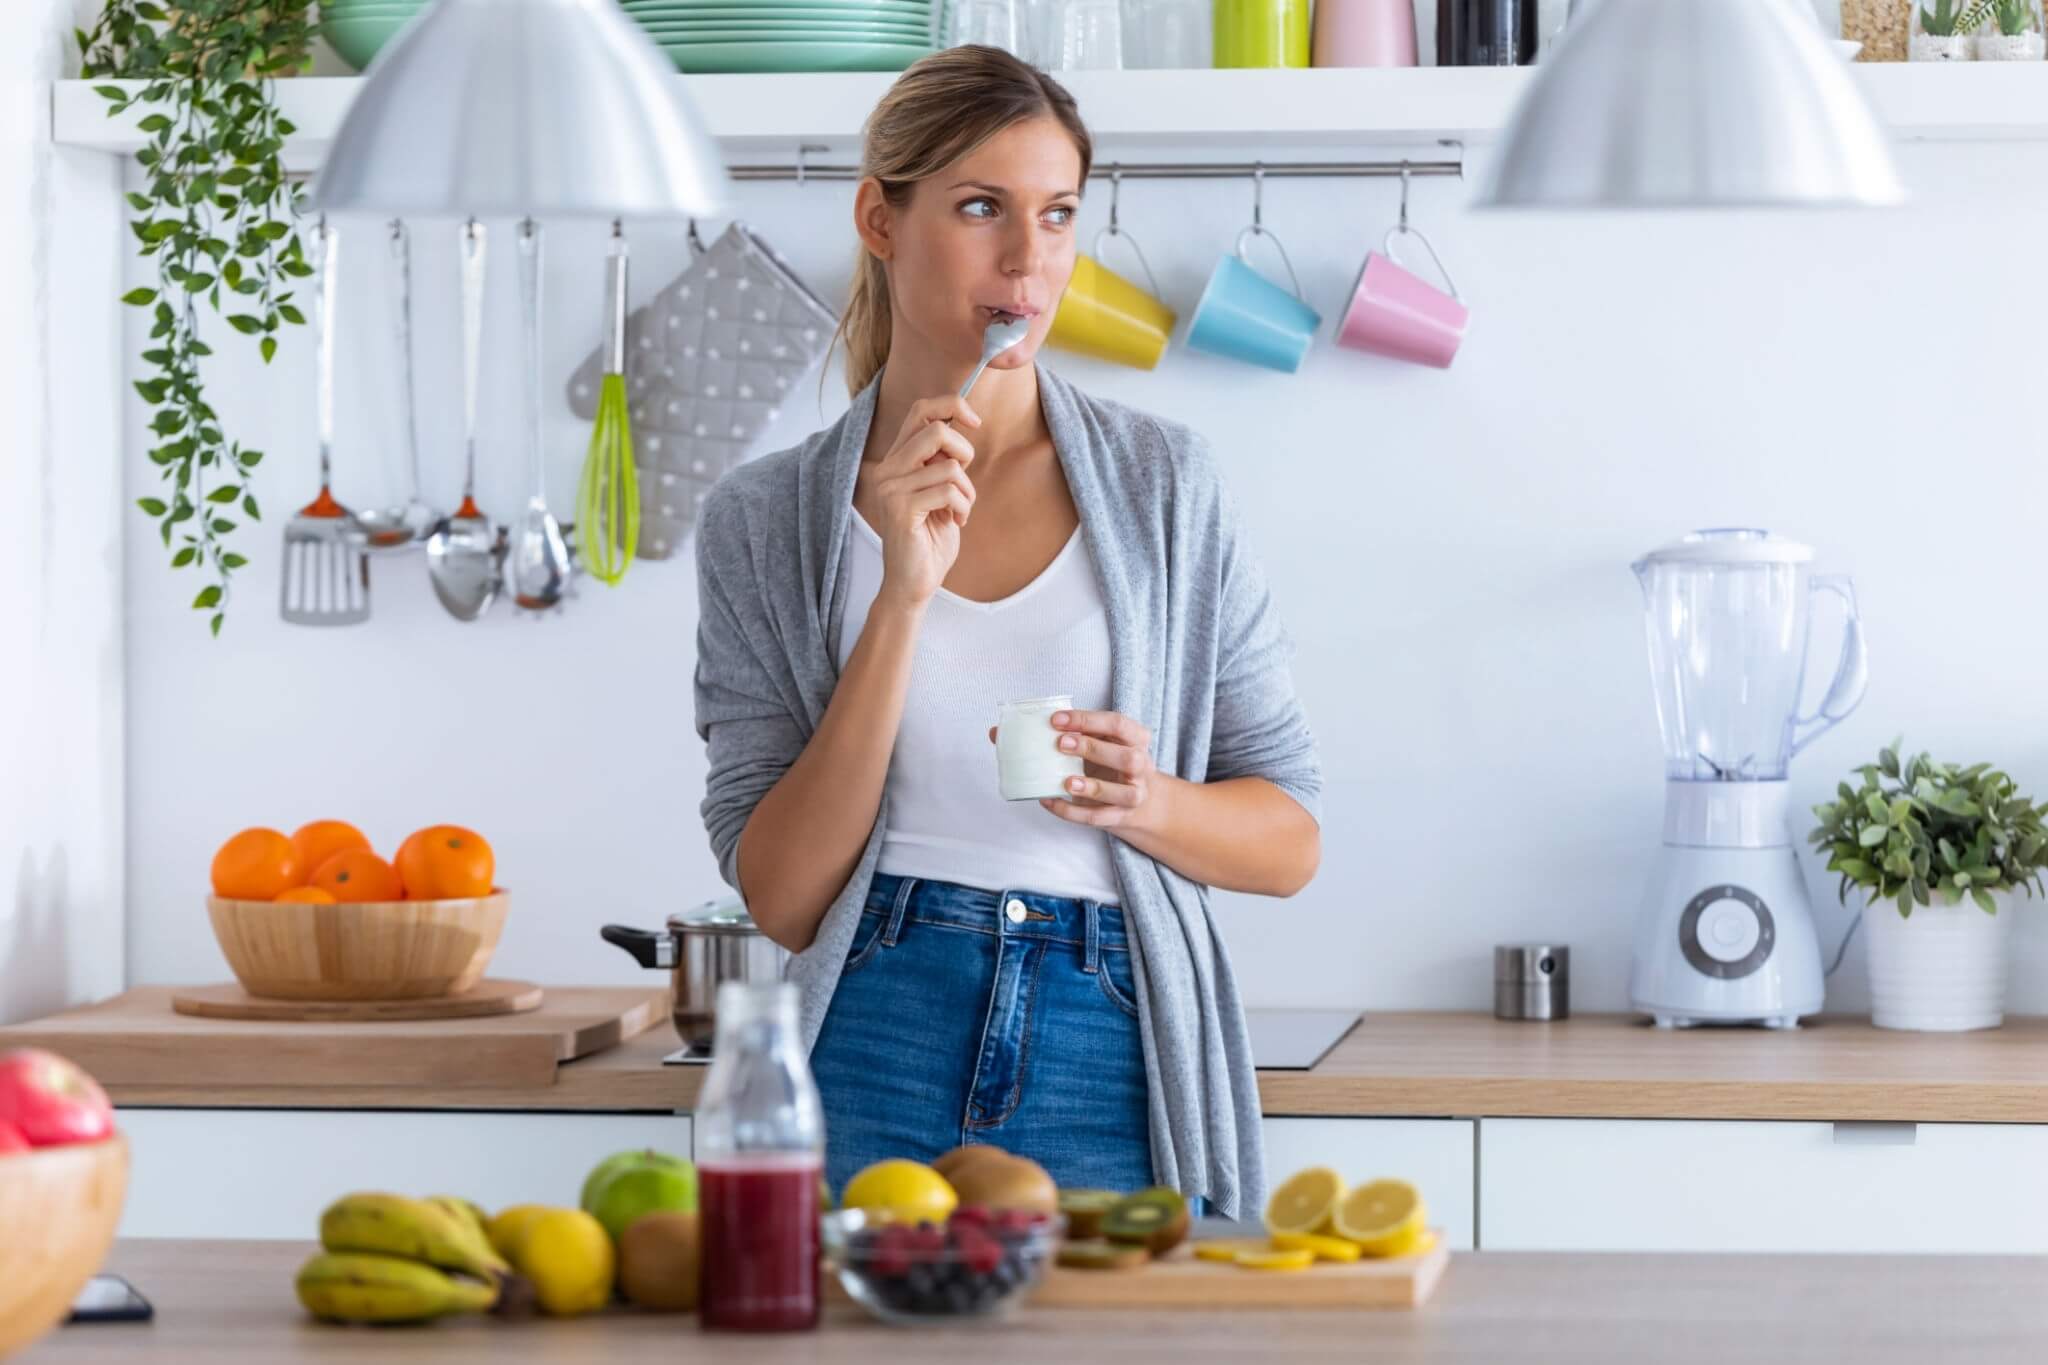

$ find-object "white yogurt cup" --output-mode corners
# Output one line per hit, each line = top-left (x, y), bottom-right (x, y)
(996, 694), (1085, 802)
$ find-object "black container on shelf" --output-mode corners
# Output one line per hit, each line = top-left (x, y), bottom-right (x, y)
(1436, 0), (1539, 65)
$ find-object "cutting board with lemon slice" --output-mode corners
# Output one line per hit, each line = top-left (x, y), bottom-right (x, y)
(1032, 1229), (1449, 1309)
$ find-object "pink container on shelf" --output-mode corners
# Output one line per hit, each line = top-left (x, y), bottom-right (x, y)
(1312, 0), (1418, 66)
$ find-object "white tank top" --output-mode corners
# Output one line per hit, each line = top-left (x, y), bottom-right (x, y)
(835, 508), (1121, 905)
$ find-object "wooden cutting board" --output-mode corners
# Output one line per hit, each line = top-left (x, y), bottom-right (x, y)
(0, 986), (665, 1091)
(1032, 1233), (1450, 1310)
(169, 979), (546, 1022)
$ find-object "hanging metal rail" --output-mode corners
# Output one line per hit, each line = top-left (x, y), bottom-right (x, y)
(727, 148), (1465, 184)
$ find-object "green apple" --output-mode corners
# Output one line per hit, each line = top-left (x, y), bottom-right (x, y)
(583, 1149), (698, 1246)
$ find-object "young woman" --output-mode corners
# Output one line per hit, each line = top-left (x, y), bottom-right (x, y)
(692, 45), (1322, 1218)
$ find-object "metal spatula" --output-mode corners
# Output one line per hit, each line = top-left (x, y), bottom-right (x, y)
(281, 215), (371, 626)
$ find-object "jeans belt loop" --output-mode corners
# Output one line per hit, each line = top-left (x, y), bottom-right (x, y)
(883, 875), (915, 947)
(1084, 900), (1102, 975)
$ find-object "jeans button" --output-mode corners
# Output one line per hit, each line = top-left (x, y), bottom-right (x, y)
(1004, 898), (1027, 924)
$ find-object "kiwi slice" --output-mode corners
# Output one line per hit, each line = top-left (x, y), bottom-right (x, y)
(1057, 1189), (1123, 1240)
(1101, 1187), (1190, 1255)
(1056, 1239), (1151, 1271)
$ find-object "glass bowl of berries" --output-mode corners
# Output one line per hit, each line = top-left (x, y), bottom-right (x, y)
(822, 1206), (1063, 1325)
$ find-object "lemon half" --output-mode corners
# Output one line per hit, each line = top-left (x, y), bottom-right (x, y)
(1331, 1178), (1426, 1257)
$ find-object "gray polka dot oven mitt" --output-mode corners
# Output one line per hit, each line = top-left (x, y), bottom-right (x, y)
(566, 221), (838, 560)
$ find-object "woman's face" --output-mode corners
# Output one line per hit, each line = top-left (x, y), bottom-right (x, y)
(866, 116), (1085, 375)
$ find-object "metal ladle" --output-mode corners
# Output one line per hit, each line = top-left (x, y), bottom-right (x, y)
(425, 219), (505, 621)
(357, 219), (441, 551)
(510, 217), (573, 612)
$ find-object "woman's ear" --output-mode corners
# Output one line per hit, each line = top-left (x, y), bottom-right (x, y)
(853, 176), (895, 262)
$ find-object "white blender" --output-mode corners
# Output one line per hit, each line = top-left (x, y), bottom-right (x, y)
(1629, 530), (1869, 1029)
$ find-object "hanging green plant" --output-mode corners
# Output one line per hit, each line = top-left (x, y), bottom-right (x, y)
(78, 1), (320, 635)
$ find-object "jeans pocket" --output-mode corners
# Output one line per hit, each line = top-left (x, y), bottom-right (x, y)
(842, 908), (889, 976)
(1096, 945), (1141, 1019)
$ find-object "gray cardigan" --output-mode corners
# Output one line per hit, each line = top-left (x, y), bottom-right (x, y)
(692, 363), (1322, 1217)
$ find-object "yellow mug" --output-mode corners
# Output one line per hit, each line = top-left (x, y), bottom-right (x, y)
(1048, 228), (1177, 370)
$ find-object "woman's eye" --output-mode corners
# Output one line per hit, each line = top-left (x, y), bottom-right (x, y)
(962, 198), (997, 219)
(1046, 205), (1076, 227)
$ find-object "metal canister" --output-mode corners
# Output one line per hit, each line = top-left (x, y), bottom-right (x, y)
(1494, 943), (1569, 1020)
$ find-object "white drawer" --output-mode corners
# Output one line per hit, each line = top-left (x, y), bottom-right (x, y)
(116, 1109), (692, 1239)
(1260, 1117), (1475, 1250)
(1481, 1118), (2048, 1253)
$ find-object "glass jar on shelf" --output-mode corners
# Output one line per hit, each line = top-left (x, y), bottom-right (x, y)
(1976, 0), (2045, 58)
(1909, 0), (1978, 59)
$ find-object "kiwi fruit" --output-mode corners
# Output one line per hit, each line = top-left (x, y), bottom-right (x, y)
(950, 1153), (1058, 1215)
(933, 1143), (1008, 1183)
(1056, 1239), (1151, 1271)
(1101, 1187), (1190, 1255)
(1057, 1188), (1123, 1240)
(618, 1211), (701, 1312)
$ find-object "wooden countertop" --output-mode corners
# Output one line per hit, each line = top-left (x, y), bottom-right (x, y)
(20, 1239), (2046, 1363)
(32, 997), (2048, 1122)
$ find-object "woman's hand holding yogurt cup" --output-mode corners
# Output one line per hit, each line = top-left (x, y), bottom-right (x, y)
(990, 705), (1160, 830)
(872, 395), (981, 610)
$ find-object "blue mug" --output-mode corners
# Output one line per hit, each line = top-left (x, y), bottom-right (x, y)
(1185, 225), (1322, 373)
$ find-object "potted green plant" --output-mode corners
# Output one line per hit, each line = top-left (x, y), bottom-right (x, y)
(1810, 742), (2047, 1031)
(1911, 0), (1981, 58)
(1977, 0), (2045, 57)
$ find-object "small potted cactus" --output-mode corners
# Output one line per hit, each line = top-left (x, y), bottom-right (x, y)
(1911, 0), (1979, 57)
(1977, 0), (2045, 57)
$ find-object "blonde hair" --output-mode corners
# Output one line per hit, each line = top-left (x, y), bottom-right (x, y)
(829, 46), (1093, 397)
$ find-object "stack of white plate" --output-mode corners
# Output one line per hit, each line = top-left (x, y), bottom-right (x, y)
(622, 0), (935, 73)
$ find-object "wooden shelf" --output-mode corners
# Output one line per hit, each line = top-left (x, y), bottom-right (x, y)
(50, 64), (2048, 167)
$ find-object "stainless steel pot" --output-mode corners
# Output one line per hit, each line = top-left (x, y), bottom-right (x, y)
(602, 896), (788, 1047)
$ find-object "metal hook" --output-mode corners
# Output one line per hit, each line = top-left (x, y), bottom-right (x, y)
(1251, 161), (1266, 233)
(795, 143), (827, 188)
(686, 218), (707, 255)
(1107, 163), (1123, 236)
(1399, 160), (1412, 234)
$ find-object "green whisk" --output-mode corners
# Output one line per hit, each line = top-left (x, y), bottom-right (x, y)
(578, 220), (640, 585)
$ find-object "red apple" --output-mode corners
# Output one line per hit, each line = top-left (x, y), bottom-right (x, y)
(0, 1120), (27, 1155)
(0, 1049), (114, 1147)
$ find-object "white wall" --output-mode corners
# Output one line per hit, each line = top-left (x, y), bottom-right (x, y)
(111, 112), (2048, 1017)
(1, 0), (126, 1024)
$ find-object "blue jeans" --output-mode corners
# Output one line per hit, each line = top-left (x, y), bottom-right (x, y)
(810, 872), (1155, 1198)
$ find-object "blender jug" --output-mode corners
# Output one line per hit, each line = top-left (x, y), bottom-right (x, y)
(1633, 529), (1869, 783)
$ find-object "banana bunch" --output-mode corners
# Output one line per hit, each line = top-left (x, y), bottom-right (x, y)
(296, 1193), (535, 1325)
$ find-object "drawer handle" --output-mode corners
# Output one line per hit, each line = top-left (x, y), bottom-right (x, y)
(1831, 1121), (1917, 1147)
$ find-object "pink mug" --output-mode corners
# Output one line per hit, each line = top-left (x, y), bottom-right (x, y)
(1312, 0), (1418, 66)
(1337, 225), (1467, 368)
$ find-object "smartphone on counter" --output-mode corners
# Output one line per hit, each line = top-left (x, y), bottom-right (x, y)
(67, 1274), (154, 1323)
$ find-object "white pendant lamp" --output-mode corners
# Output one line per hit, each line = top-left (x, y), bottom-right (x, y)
(311, 0), (728, 219)
(1476, 0), (1904, 210)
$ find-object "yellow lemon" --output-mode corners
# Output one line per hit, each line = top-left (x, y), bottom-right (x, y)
(1263, 1166), (1346, 1237)
(514, 1208), (615, 1316)
(1331, 1179), (1426, 1257)
(1235, 1246), (1316, 1271)
(484, 1204), (553, 1260)
(1271, 1230), (1363, 1263)
(1193, 1238), (1272, 1263)
(839, 1159), (958, 1224)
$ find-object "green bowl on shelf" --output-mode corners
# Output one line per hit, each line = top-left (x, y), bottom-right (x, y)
(322, 14), (414, 71)
(659, 36), (929, 71)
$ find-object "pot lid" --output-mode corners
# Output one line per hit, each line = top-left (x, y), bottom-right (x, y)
(666, 894), (761, 936)
(1637, 528), (1815, 566)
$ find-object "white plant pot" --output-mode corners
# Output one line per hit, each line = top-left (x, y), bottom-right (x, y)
(1977, 30), (2047, 58)
(1863, 891), (2015, 1031)
(1910, 31), (1976, 58)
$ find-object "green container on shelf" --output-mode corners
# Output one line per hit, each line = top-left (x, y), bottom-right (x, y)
(1213, 0), (1308, 67)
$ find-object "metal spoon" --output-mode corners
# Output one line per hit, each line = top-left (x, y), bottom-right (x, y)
(509, 217), (572, 613)
(359, 219), (441, 551)
(425, 219), (504, 622)
(961, 312), (1032, 398)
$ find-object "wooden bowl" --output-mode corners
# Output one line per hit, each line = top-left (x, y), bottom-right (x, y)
(0, 1135), (129, 1358)
(205, 891), (510, 1001)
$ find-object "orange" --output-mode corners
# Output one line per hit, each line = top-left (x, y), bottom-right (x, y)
(211, 828), (304, 901)
(309, 849), (404, 904)
(290, 820), (371, 878)
(274, 886), (337, 905)
(395, 825), (494, 901)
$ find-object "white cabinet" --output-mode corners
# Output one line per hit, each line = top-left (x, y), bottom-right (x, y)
(1259, 1117), (1475, 1250)
(116, 1109), (692, 1239)
(1480, 1118), (2048, 1254)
